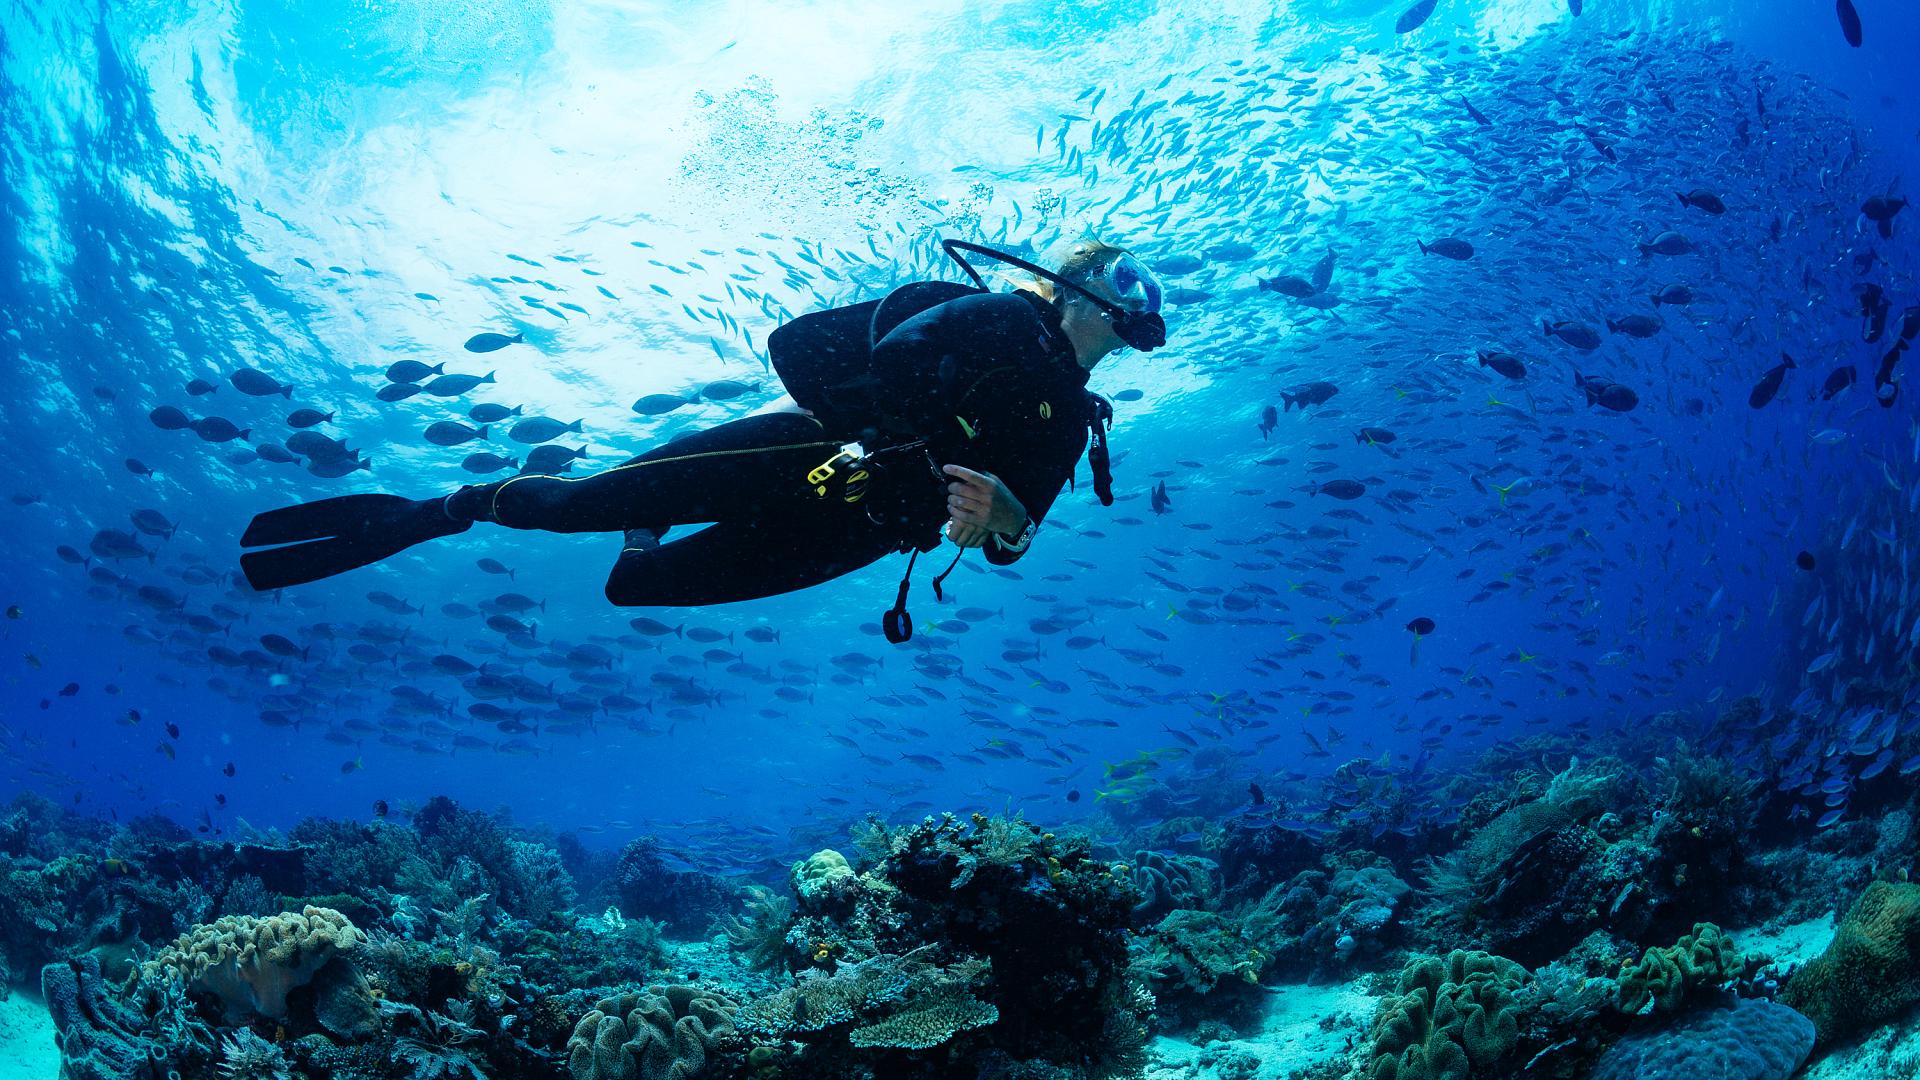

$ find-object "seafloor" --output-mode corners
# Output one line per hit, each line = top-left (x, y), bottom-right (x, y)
(3, 708), (1919, 1079)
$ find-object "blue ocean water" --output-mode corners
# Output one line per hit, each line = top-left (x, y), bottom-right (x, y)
(2, 0), (1918, 1077)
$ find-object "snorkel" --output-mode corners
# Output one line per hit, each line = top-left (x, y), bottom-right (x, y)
(941, 239), (1168, 352)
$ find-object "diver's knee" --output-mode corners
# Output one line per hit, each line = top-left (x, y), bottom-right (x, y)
(604, 573), (644, 607)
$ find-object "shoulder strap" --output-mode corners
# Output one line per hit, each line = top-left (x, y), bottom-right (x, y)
(869, 281), (983, 349)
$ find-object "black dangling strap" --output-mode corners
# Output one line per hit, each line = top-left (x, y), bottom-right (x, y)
(930, 547), (965, 601)
(883, 550), (918, 644)
(1088, 393), (1115, 506)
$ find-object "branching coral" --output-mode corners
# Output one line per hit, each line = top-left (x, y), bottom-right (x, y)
(393, 1004), (489, 1080)
(216, 1029), (290, 1080)
(143, 905), (366, 1021)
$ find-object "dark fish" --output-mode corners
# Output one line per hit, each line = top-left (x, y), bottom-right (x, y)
(1676, 189), (1726, 215)
(1650, 284), (1695, 307)
(124, 458), (155, 478)
(469, 403), (524, 423)
(1543, 321), (1601, 350)
(229, 368), (293, 398)
(1796, 551), (1816, 571)
(1836, 0), (1862, 47)
(259, 634), (308, 659)
(1311, 479), (1366, 500)
(1477, 350), (1527, 379)
(633, 393), (696, 416)
(425, 421), (488, 447)
(286, 408), (334, 428)
(1406, 617), (1436, 635)
(1417, 237), (1474, 260)
(190, 417), (250, 443)
(424, 371), (497, 397)
(1394, 0), (1438, 34)
(1860, 283), (1891, 343)
(1747, 353), (1795, 409)
(1258, 274), (1317, 298)
(509, 417), (583, 444)
(1259, 406), (1278, 440)
(701, 380), (756, 401)
(1583, 128), (1617, 163)
(461, 453), (519, 474)
(1605, 314), (1663, 338)
(464, 332), (525, 353)
(376, 383), (424, 403)
(1574, 371), (1639, 412)
(286, 431), (353, 461)
(477, 558), (516, 579)
(1281, 382), (1338, 411)
(1862, 195), (1908, 239)
(1458, 97), (1491, 126)
(525, 444), (586, 472)
(223, 762), (236, 777)
(1309, 249), (1337, 294)
(386, 360), (444, 383)
(185, 379), (218, 396)
(129, 509), (177, 539)
(1637, 231), (1692, 257)
(1150, 481), (1172, 514)
(1355, 427), (1397, 445)
(149, 406), (193, 431)
(1821, 366), (1856, 400)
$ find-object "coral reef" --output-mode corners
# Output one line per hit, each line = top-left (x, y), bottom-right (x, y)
(1130, 849), (1220, 919)
(610, 837), (739, 935)
(43, 952), (173, 1080)
(1782, 880), (1920, 1045)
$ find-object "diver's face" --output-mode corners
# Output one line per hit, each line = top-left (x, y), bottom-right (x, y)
(1069, 278), (1130, 360)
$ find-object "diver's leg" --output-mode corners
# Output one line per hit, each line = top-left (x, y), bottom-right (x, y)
(448, 413), (840, 533)
(602, 511), (900, 607)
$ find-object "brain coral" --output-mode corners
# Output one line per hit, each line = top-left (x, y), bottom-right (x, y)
(1782, 880), (1920, 1045)
(1590, 997), (1814, 1080)
(567, 984), (739, 1080)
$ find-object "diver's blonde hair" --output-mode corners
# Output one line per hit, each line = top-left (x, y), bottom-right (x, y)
(1006, 236), (1130, 303)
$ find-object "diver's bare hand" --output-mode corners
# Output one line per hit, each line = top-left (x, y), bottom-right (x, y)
(946, 520), (990, 548)
(943, 465), (1025, 535)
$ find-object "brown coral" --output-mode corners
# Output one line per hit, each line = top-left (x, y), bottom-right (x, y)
(567, 984), (739, 1080)
(145, 905), (365, 1021)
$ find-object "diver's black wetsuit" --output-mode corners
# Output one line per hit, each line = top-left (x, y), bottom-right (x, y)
(470, 289), (1097, 606)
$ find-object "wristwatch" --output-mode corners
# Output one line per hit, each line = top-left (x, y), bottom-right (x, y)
(992, 516), (1036, 554)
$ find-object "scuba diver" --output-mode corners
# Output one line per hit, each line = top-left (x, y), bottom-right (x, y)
(238, 238), (1167, 640)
